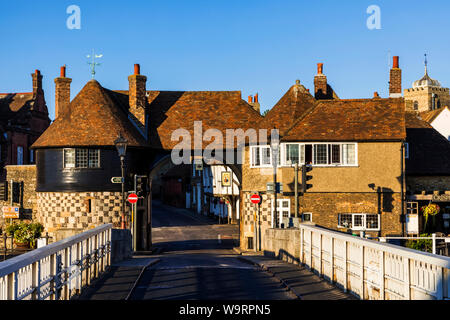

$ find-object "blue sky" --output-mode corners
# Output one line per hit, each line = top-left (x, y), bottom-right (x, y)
(1, 0), (449, 120)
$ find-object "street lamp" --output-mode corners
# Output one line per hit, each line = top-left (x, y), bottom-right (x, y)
(270, 129), (280, 228)
(114, 133), (128, 230)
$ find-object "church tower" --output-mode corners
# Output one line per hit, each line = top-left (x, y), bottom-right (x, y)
(404, 55), (450, 112)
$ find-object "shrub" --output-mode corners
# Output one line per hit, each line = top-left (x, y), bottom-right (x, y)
(405, 233), (433, 253)
(5, 221), (44, 248)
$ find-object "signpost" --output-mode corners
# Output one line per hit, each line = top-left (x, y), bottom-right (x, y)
(250, 194), (261, 204)
(111, 177), (124, 184)
(2, 206), (20, 219)
(127, 193), (138, 204)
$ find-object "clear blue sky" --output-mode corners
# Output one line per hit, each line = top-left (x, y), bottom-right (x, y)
(1, 0), (449, 120)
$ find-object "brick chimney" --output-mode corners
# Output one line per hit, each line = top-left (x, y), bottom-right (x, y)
(248, 94), (260, 113)
(389, 56), (402, 98)
(128, 64), (147, 127)
(54, 65), (72, 119)
(32, 69), (43, 97)
(314, 63), (328, 99)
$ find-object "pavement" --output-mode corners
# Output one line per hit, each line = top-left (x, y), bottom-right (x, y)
(233, 248), (357, 300)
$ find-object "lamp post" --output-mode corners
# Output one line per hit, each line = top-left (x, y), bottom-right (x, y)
(114, 133), (128, 230)
(271, 129), (280, 228)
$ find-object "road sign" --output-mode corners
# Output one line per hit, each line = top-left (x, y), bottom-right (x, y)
(111, 177), (124, 184)
(250, 194), (261, 204)
(2, 206), (20, 219)
(127, 193), (138, 204)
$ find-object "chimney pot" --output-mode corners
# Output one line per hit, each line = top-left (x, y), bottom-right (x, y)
(254, 93), (259, 103)
(60, 65), (66, 78)
(317, 63), (324, 75)
(393, 56), (399, 69)
(134, 64), (140, 75)
(248, 95), (253, 103)
(374, 91), (379, 98)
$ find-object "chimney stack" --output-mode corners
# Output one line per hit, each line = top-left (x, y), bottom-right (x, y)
(248, 93), (260, 113)
(32, 69), (43, 97)
(128, 64), (147, 127)
(314, 63), (328, 99)
(389, 56), (402, 98)
(54, 65), (72, 119)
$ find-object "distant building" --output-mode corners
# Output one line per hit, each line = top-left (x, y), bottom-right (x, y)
(0, 70), (51, 180)
(404, 59), (450, 112)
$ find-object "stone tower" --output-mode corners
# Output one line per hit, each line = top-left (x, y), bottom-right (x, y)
(404, 56), (450, 112)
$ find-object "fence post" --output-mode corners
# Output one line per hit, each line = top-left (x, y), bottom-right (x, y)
(318, 233), (322, 276)
(404, 258), (411, 300)
(330, 237), (334, 284)
(432, 233), (436, 255)
(344, 241), (348, 292)
(380, 251), (385, 300)
(300, 227), (304, 265)
(360, 244), (365, 299)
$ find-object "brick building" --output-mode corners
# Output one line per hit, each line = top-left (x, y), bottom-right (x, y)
(0, 70), (51, 180)
(241, 78), (407, 249)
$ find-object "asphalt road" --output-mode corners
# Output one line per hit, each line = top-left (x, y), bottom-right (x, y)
(128, 201), (297, 300)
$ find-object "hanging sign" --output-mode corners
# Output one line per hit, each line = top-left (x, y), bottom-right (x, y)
(221, 172), (232, 187)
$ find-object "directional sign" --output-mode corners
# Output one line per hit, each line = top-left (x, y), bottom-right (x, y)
(111, 177), (124, 184)
(128, 193), (138, 204)
(2, 206), (20, 219)
(250, 194), (261, 204)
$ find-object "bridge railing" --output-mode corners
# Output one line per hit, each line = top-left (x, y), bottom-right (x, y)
(299, 224), (450, 300)
(0, 224), (112, 300)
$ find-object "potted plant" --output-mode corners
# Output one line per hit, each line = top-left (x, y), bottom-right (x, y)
(5, 221), (44, 249)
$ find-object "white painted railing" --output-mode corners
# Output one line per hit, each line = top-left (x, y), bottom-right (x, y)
(299, 224), (450, 300)
(0, 224), (112, 300)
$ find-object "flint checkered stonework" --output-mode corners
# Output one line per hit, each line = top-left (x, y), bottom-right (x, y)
(37, 192), (130, 239)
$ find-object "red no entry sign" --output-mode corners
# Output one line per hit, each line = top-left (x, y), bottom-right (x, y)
(128, 193), (138, 204)
(250, 194), (261, 204)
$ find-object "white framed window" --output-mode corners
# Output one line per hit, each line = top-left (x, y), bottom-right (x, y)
(271, 198), (291, 228)
(406, 202), (418, 214)
(278, 142), (358, 167)
(64, 148), (100, 169)
(17, 146), (23, 165)
(250, 145), (272, 167)
(338, 213), (380, 231)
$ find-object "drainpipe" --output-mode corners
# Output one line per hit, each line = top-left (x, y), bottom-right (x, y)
(401, 141), (406, 237)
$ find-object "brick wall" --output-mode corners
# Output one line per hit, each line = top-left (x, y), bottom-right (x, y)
(241, 190), (404, 250)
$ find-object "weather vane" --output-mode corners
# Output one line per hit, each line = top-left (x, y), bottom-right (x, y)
(87, 49), (103, 79)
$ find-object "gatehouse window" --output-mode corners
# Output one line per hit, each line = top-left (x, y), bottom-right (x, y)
(64, 148), (101, 169)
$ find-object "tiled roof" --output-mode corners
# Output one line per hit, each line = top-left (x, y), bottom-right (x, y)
(282, 98), (406, 141)
(144, 90), (263, 150)
(419, 106), (448, 123)
(259, 82), (317, 135)
(405, 112), (450, 175)
(31, 80), (148, 149)
(0, 93), (34, 122)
